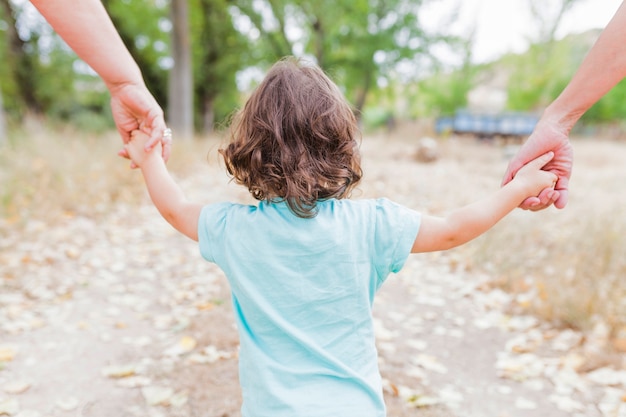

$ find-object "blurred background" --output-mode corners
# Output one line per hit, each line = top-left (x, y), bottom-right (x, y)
(0, 0), (623, 140)
(1, 0), (625, 334)
(1, 2), (625, 415)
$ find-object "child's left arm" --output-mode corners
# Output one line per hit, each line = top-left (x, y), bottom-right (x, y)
(126, 131), (202, 241)
(411, 152), (557, 253)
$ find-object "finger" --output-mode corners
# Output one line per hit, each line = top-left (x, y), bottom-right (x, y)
(519, 196), (541, 210)
(528, 189), (559, 211)
(144, 112), (167, 150)
(528, 151), (555, 169)
(118, 148), (130, 160)
(554, 189), (568, 209)
(537, 187), (558, 205)
(501, 160), (524, 187)
(117, 126), (131, 145)
(553, 176), (569, 209)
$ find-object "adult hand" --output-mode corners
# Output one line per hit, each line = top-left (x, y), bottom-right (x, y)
(110, 82), (171, 163)
(502, 119), (573, 210)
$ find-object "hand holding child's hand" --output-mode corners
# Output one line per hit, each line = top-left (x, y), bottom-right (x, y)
(512, 152), (558, 198)
(126, 130), (163, 168)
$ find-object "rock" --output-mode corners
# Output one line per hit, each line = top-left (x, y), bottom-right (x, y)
(414, 137), (439, 163)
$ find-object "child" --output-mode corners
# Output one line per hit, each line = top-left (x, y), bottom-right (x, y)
(124, 57), (556, 417)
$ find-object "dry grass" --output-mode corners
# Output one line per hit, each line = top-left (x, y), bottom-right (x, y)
(0, 123), (222, 228)
(467, 139), (626, 334)
(359, 128), (626, 337)
(1, 123), (625, 339)
(0, 124), (143, 227)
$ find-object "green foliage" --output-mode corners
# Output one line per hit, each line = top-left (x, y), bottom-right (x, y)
(505, 41), (576, 111)
(231, 0), (440, 112)
(191, 0), (251, 131)
(102, 0), (170, 108)
(2, 0), (623, 134)
(414, 68), (473, 117)
(583, 78), (626, 123)
(0, 1), (114, 131)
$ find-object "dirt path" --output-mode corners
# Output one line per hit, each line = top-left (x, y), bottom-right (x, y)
(1, 136), (624, 417)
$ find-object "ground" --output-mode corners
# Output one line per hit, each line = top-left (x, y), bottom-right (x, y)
(0, 133), (625, 417)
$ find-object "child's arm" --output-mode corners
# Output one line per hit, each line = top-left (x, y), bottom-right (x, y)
(126, 131), (202, 241)
(411, 152), (557, 253)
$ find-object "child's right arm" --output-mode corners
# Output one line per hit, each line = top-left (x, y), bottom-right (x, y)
(411, 152), (557, 253)
(126, 131), (202, 241)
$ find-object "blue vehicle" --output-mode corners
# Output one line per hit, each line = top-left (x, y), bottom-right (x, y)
(435, 111), (538, 140)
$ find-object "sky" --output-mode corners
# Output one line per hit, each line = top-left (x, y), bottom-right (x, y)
(422, 0), (623, 63)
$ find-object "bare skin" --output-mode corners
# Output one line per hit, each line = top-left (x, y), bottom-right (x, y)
(125, 131), (557, 253)
(30, 0), (170, 162)
(503, 1), (626, 211)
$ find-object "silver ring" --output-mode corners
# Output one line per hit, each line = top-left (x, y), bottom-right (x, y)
(163, 128), (172, 140)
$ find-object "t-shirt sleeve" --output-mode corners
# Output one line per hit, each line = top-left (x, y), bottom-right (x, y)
(198, 202), (233, 263)
(373, 198), (421, 278)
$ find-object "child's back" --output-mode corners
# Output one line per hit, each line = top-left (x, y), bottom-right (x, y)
(199, 198), (419, 416)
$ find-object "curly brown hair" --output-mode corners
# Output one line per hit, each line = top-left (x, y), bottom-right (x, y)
(220, 57), (363, 218)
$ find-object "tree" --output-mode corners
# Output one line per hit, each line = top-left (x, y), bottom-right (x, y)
(0, 88), (6, 146)
(191, 0), (251, 133)
(231, 0), (438, 114)
(169, 0), (194, 139)
(101, 0), (169, 109)
(0, 0), (42, 114)
(528, 0), (581, 45)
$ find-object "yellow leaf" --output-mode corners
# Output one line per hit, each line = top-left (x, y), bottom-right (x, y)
(179, 336), (197, 352)
(101, 364), (136, 379)
(0, 347), (16, 362)
(195, 302), (215, 311)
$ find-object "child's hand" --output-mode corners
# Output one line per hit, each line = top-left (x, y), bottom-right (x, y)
(512, 152), (558, 198)
(126, 130), (163, 168)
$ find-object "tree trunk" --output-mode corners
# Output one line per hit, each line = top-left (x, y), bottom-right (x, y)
(0, 88), (6, 147)
(0, 0), (41, 113)
(168, 0), (194, 139)
(353, 69), (372, 116)
(202, 96), (214, 134)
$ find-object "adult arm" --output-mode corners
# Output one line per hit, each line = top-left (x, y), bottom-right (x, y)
(502, 1), (626, 210)
(30, 0), (170, 160)
(413, 153), (556, 253)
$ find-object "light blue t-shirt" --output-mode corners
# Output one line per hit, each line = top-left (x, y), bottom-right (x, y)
(198, 198), (421, 417)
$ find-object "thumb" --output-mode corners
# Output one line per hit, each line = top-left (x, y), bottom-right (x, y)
(527, 151), (554, 170)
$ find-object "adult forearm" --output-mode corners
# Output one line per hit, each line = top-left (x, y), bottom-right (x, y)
(31, 0), (144, 90)
(543, 1), (626, 132)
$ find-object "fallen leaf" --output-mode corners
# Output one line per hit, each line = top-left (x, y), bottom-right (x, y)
(0, 398), (19, 416)
(55, 397), (79, 411)
(170, 392), (189, 408)
(515, 397), (537, 410)
(406, 394), (440, 408)
(413, 354), (448, 374)
(142, 386), (173, 406)
(163, 336), (197, 357)
(116, 376), (151, 388)
(3, 381), (31, 394)
(101, 364), (136, 379)
(0, 346), (17, 362)
(195, 302), (215, 311)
